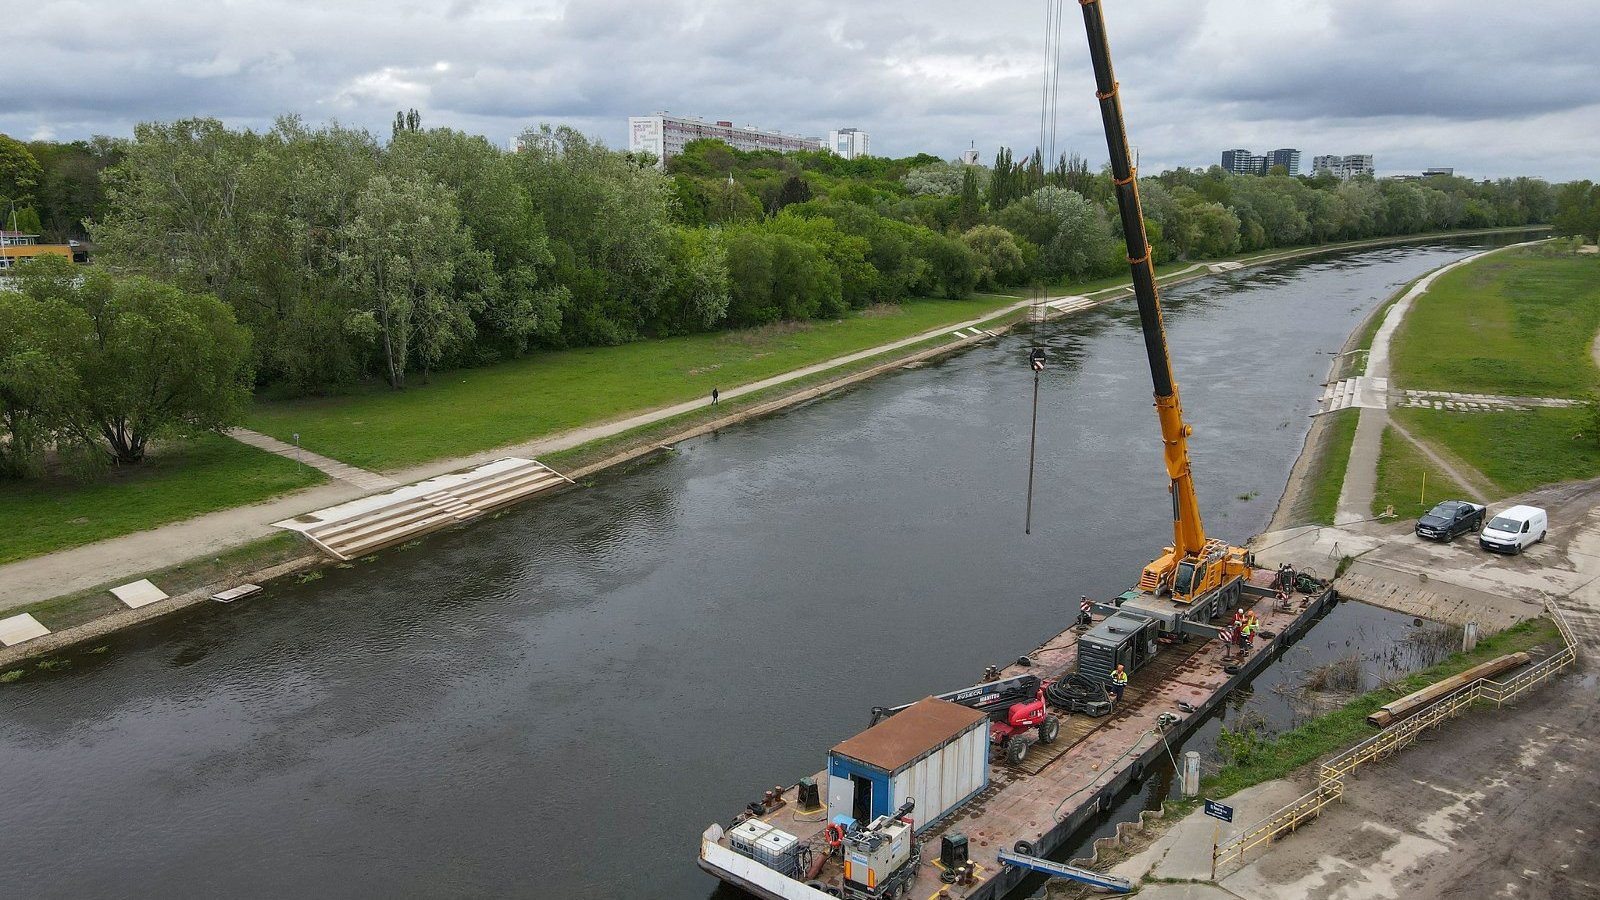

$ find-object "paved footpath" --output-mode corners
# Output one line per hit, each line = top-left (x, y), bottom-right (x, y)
(0, 292), (1096, 612)
(1333, 241), (1544, 524)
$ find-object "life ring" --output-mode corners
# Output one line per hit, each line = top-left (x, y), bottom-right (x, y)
(825, 823), (846, 848)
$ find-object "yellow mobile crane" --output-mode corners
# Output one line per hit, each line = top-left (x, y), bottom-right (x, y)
(1079, 0), (1252, 604)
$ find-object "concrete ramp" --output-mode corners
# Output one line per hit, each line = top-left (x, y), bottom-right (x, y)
(275, 457), (572, 560)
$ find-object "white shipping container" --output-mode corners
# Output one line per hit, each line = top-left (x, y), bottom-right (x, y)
(889, 718), (987, 825)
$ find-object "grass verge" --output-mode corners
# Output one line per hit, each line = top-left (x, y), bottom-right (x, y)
(1394, 405), (1600, 495)
(0, 532), (309, 633)
(1371, 423), (1474, 518)
(1303, 409), (1359, 525)
(0, 434), (325, 565)
(1390, 250), (1600, 397)
(1200, 616), (1561, 798)
(245, 294), (1028, 472)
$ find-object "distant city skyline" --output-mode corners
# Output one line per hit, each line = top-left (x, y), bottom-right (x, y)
(2, 0), (1595, 182)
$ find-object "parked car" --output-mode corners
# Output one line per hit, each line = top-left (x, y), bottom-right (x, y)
(1479, 505), (1548, 554)
(1414, 500), (1486, 541)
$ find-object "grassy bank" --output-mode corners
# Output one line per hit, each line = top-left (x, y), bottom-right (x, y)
(1200, 616), (1561, 798)
(1371, 424), (1475, 517)
(1378, 247), (1600, 501)
(1391, 250), (1600, 396)
(245, 293), (1026, 472)
(1302, 410), (1360, 525)
(1395, 405), (1600, 495)
(0, 435), (324, 565)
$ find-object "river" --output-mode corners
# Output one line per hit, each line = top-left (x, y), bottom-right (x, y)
(0, 239), (1514, 899)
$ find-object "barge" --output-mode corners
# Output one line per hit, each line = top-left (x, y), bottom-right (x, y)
(702, 3), (1338, 896)
(699, 574), (1335, 899)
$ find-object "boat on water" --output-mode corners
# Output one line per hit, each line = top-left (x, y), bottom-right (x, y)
(701, 2), (1338, 897)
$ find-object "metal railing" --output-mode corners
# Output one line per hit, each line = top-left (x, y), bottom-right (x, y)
(1213, 600), (1579, 873)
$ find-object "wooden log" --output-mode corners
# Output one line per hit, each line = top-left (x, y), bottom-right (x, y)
(1367, 652), (1530, 727)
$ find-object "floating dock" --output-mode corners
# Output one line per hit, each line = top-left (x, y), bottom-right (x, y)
(699, 570), (1336, 899)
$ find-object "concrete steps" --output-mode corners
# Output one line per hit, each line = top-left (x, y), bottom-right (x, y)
(289, 458), (572, 560)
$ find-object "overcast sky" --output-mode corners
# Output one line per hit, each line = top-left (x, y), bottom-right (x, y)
(6, 0), (1597, 182)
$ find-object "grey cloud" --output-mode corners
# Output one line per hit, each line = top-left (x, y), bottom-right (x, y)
(1, 0), (1596, 181)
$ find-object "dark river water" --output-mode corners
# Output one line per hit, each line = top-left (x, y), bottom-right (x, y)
(0, 240), (1512, 899)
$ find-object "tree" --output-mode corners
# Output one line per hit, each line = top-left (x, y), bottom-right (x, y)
(956, 167), (982, 231)
(658, 227), (731, 333)
(11, 255), (252, 465)
(960, 225), (1028, 289)
(342, 175), (475, 387)
(1553, 181), (1600, 243)
(0, 133), (43, 212)
(513, 125), (675, 346)
(0, 268), (85, 476)
(774, 174), (813, 212)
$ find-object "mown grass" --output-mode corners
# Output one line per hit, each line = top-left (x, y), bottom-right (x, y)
(1394, 405), (1600, 495)
(244, 294), (1029, 472)
(0, 435), (324, 565)
(1371, 423), (1475, 518)
(1200, 616), (1562, 798)
(1303, 410), (1359, 525)
(1390, 250), (1600, 397)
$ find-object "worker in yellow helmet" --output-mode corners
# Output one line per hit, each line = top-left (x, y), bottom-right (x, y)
(1108, 664), (1128, 704)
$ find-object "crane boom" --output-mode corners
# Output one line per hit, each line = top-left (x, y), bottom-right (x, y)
(1076, 0), (1249, 599)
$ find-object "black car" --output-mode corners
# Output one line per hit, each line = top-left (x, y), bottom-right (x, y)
(1415, 500), (1486, 541)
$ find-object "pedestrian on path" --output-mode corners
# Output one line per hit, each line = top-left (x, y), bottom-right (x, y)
(1108, 664), (1128, 703)
(711, 387), (720, 405)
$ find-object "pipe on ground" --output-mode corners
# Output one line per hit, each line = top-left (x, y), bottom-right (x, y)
(1367, 652), (1530, 728)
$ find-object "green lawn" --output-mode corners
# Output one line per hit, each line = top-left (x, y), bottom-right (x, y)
(1371, 423), (1474, 518)
(245, 294), (1027, 471)
(1304, 409), (1359, 525)
(1394, 406), (1600, 496)
(0, 434), (325, 564)
(1391, 250), (1600, 397)
(1200, 617), (1562, 798)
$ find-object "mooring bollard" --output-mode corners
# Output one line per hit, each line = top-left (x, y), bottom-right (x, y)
(1182, 751), (1201, 798)
(1463, 621), (1479, 652)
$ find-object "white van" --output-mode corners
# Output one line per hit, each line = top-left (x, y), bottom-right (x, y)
(1479, 505), (1548, 554)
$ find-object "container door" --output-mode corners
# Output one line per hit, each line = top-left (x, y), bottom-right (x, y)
(851, 774), (873, 824)
(828, 775), (854, 822)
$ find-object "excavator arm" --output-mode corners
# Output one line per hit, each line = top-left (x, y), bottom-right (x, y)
(1076, 0), (1248, 599)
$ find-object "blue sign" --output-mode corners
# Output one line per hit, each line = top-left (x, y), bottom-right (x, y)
(1203, 800), (1233, 822)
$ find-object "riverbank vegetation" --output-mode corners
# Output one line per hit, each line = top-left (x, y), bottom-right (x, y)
(1200, 616), (1560, 798)
(1303, 410), (1360, 525)
(0, 114), (1575, 561)
(1383, 246), (1600, 500)
(1371, 425), (1475, 518)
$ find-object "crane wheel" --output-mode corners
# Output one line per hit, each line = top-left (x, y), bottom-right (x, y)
(1006, 738), (1030, 765)
(1039, 715), (1061, 744)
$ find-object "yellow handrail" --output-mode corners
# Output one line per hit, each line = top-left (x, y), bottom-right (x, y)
(1214, 600), (1578, 873)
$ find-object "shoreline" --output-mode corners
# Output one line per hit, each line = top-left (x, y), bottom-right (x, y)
(0, 226), (1547, 669)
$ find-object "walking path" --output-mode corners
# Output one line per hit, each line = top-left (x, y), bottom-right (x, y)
(1333, 242), (1543, 524)
(225, 427), (399, 490)
(0, 290), (1104, 612)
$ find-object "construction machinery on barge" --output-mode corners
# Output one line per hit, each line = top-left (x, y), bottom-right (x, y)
(699, 3), (1335, 897)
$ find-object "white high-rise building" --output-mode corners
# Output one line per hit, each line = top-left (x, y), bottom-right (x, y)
(1312, 154), (1376, 179)
(625, 114), (826, 169)
(828, 128), (871, 159)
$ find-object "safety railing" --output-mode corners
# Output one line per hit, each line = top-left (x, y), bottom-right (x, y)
(1213, 599), (1579, 874)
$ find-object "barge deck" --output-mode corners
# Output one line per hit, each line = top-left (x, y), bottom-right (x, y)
(699, 570), (1336, 899)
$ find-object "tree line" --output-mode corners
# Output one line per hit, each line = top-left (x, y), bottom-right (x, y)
(0, 115), (1573, 477)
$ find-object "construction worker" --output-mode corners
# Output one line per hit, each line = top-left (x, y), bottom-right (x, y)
(1245, 608), (1261, 632)
(1232, 608), (1246, 630)
(1108, 664), (1128, 703)
(1240, 617), (1257, 654)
